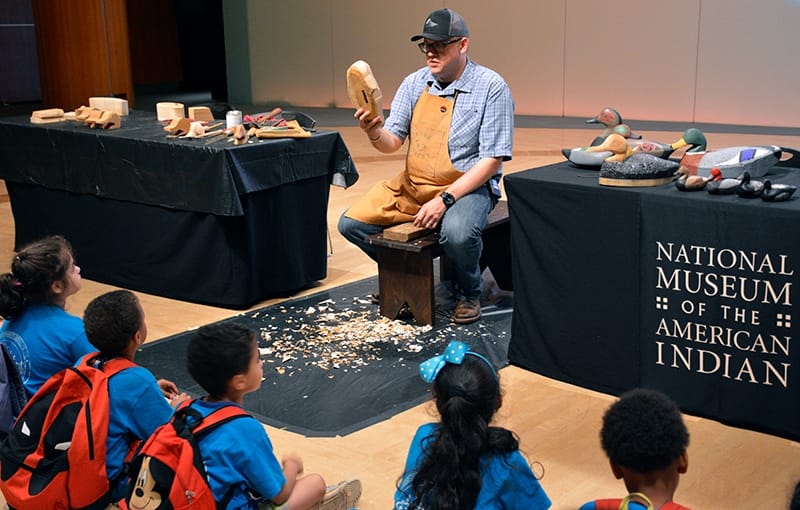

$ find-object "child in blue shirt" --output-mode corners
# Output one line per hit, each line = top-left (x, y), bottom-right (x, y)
(578, 389), (691, 510)
(0, 235), (95, 397)
(394, 340), (551, 509)
(185, 322), (361, 510)
(82, 289), (187, 503)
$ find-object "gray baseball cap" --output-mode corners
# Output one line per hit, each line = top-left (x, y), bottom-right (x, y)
(410, 9), (469, 42)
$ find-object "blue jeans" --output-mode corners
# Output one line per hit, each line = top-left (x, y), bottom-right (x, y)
(337, 186), (496, 301)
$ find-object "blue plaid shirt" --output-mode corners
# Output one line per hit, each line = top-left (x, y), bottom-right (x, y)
(384, 58), (514, 196)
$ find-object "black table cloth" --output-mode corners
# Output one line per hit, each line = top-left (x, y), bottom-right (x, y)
(505, 160), (800, 441)
(0, 112), (358, 308)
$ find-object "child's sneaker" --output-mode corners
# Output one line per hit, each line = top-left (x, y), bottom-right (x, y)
(311, 479), (362, 510)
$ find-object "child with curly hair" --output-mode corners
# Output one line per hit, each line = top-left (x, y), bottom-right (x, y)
(580, 388), (691, 510)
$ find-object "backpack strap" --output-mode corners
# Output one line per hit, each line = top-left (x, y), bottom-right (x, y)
(593, 496), (690, 510)
(78, 352), (138, 377)
(172, 400), (250, 510)
(0, 343), (26, 432)
(76, 354), (140, 491)
(174, 400), (251, 436)
(593, 499), (625, 510)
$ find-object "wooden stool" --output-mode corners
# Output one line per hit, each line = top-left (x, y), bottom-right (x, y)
(367, 201), (510, 326)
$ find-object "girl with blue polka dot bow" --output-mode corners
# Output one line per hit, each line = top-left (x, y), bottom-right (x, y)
(393, 341), (552, 509)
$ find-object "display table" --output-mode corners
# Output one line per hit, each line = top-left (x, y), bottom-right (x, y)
(0, 112), (358, 308)
(505, 161), (800, 441)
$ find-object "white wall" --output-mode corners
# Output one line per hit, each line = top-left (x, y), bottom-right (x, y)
(224, 0), (800, 127)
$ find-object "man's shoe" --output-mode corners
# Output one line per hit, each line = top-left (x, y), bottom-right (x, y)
(453, 299), (481, 324)
(310, 479), (362, 510)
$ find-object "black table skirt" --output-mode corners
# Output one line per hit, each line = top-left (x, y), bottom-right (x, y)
(505, 160), (800, 441)
(7, 177), (329, 308)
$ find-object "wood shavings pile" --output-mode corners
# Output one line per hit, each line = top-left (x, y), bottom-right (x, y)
(255, 297), (438, 375)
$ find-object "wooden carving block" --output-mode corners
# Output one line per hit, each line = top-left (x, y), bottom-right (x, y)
(382, 222), (432, 242)
(346, 60), (383, 121)
(89, 97), (129, 115)
(156, 102), (185, 121)
(188, 106), (214, 121)
(30, 108), (65, 124)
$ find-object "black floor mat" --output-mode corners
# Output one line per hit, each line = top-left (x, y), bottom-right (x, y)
(135, 276), (512, 437)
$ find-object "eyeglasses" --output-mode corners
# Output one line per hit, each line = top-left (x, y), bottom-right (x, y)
(418, 38), (462, 56)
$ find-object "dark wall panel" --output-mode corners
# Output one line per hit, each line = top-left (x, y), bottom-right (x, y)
(0, 0), (41, 102)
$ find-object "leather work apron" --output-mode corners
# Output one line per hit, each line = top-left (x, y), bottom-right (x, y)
(346, 88), (463, 225)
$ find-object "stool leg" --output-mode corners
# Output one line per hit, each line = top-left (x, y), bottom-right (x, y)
(376, 247), (436, 326)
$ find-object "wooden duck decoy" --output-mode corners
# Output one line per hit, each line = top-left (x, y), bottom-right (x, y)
(735, 171), (764, 198)
(706, 167), (743, 195)
(566, 132), (632, 167)
(635, 127), (707, 159)
(562, 107), (641, 163)
(599, 152), (679, 187)
(565, 128), (705, 168)
(562, 124), (634, 163)
(674, 166), (714, 191)
(680, 144), (782, 179)
(760, 180), (798, 202)
(585, 107), (641, 146)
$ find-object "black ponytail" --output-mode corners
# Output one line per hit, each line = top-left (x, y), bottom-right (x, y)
(0, 236), (73, 319)
(407, 355), (517, 509)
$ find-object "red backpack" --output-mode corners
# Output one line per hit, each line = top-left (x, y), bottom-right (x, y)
(0, 353), (136, 510)
(593, 498), (690, 510)
(125, 400), (250, 510)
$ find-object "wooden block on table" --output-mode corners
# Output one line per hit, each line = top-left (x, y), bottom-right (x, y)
(89, 97), (129, 115)
(156, 102), (185, 121)
(188, 106), (214, 121)
(382, 222), (432, 242)
(30, 108), (65, 124)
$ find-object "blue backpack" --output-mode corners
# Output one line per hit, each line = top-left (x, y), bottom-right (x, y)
(0, 343), (25, 439)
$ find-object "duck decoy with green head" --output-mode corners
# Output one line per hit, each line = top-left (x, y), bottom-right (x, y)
(585, 106), (641, 146)
(657, 127), (707, 157)
(565, 127), (706, 168)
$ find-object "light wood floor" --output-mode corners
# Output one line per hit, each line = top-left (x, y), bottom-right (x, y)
(1, 124), (799, 509)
